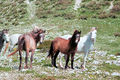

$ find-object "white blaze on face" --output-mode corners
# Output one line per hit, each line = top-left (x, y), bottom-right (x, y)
(3, 33), (9, 42)
(39, 33), (44, 43)
(75, 34), (80, 43)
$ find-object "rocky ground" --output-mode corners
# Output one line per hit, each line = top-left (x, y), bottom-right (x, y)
(0, 49), (120, 80)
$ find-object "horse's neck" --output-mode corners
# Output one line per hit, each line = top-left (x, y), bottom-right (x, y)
(69, 36), (77, 48)
(31, 32), (40, 44)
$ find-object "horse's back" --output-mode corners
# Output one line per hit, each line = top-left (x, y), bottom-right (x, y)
(10, 34), (22, 45)
(53, 37), (69, 53)
(24, 34), (36, 50)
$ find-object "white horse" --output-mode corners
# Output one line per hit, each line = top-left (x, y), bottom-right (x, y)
(59, 27), (97, 69)
(9, 34), (22, 52)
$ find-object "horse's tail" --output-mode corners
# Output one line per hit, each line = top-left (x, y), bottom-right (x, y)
(47, 42), (54, 58)
(3, 42), (9, 55)
(7, 49), (18, 57)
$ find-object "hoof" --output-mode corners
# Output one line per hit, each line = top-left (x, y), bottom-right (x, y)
(30, 65), (32, 69)
(71, 67), (74, 69)
(24, 66), (28, 69)
(54, 66), (58, 68)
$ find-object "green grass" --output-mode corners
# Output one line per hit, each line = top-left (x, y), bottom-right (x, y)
(0, 67), (11, 72)
(100, 62), (120, 72)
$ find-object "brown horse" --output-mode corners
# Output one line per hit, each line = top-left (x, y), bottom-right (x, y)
(8, 29), (46, 70)
(47, 30), (81, 69)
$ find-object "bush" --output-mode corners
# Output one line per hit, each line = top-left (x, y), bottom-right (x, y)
(85, 1), (101, 10)
(64, 13), (76, 20)
(98, 13), (108, 19)
(111, 5), (120, 13)
(37, 40), (51, 52)
(79, 15), (88, 20)
(108, 13), (117, 18)
(98, 13), (117, 19)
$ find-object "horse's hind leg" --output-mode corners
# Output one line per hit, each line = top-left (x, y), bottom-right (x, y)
(53, 50), (59, 68)
(30, 50), (35, 69)
(81, 51), (89, 69)
(24, 50), (29, 69)
(65, 54), (70, 69)
(19, 50), (22, 70)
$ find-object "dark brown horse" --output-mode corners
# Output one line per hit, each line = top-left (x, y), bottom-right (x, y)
(47, 30), (81, 69)
(8, 29), (46, 70)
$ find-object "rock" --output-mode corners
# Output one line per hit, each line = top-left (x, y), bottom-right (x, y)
(105, 72), (110, 75)
(111, 72), (120, 76)
(92, 60), (100, 65)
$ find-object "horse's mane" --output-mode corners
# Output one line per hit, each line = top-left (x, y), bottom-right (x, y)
(80, 32), (92, 43)
(69, 30), (80, 48)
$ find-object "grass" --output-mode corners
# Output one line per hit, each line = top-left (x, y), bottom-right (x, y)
(99, 62), (120, 72)
(0, 0), (120, 80)
(0, 67), (11, 72)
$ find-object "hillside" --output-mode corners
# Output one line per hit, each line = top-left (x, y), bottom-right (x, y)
(0, 0), (120, 80)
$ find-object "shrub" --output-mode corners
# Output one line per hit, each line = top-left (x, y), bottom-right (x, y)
(85, 1), (101, 10)
(37, 40), (51, 52)
(53, 13), (65, 17)
(92, 15), (97, 18)
(111, 5), (120, 13)
(98, 12), (117, 19)
(79, 15), (88, 20)
(98, 13), (108, 19)
(108, 13), (117, 18)
(64, 13), (76, 20)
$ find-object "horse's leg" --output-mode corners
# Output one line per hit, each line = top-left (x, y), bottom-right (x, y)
(9, 44), (15, 52)
(19, 50), (22, 70)
(65, 54), (70, 69)
(30, 50), (35, 69)
(81, 51), (89, 69)
(71, 53), (75, 69)
(53, 50), (59, 68)
(24, 50), (29, 69)
(58, 52), (64, 68)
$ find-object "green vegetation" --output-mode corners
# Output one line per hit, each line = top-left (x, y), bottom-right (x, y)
(0, 67), (11, 72)
(0, 0), (120, 80)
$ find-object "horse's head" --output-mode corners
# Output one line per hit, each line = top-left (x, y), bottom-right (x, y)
(2, 29), (9, 43)
(90, 27), (97, 43)
(38, 29), (46, 44)
(72, 30), (81, 43)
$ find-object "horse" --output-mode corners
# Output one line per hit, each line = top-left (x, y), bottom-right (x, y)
(59, 27), (97, 69)
(8, 26), (40, 52)
(8, 29), (46, 70)
(47, 30), (81, 69)
(0, 29), (9, 55)
(9, 34), (22, 52)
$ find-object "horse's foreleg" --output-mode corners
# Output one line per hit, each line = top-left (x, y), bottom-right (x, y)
(65, 54), (70, 69)
(81, 52), (89, 69)
(30, 50), (35, 69)
(71, 53), (75, 69)
(59, 53), (64, 68)
(19, 50), (22, 70)
(25, 50), (29, 69)
(53, 51), (59, 68)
